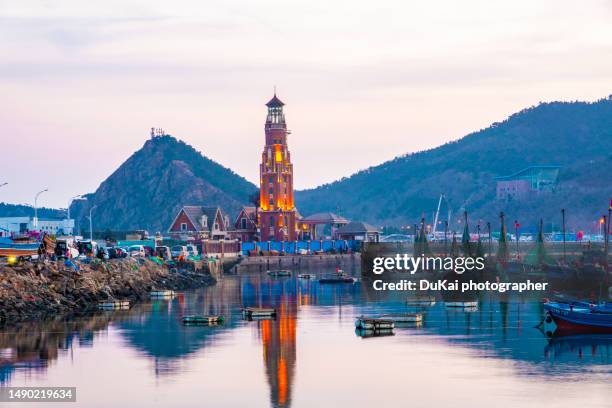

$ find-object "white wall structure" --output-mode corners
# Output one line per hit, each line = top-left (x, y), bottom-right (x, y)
(0, 217), (75, 237)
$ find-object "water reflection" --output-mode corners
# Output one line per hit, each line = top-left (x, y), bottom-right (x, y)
(0, 268), (609, 407)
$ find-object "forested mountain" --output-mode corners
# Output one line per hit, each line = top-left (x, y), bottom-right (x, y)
(69, 135), (258, 233)
(0, 203), (65, 219)
(295, 97), (612, 231)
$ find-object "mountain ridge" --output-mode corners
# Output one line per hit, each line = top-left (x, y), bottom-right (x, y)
(295, 97), (612, 230)
(69, 135), (258, 233)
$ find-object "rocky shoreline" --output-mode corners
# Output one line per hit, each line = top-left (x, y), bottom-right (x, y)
(0, 258), (216, 326)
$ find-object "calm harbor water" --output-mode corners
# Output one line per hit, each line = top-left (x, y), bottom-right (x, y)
(0, 267), (610, 408)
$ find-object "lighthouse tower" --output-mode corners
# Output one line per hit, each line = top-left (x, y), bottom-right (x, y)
(258, 93), (297, 241)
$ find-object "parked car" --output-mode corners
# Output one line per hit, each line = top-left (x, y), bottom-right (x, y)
(55, 238), (79, 259)
(107, 246), (127, 259)
(76, 240), (96, 257)
(171, 245), (188, 259)
(155, 246), (172, 260)
(129, 245), (146, 257)
(186, 244), (199, 257)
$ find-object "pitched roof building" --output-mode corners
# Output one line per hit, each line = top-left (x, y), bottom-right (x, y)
(231, 206), (258, 242)
(334, 221), (380, 242)
(168, 205), (230, 241)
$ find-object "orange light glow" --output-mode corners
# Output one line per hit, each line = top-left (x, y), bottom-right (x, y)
(275, 144), (282, 162)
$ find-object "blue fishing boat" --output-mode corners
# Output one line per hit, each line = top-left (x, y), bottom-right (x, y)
(0, 237), (40, 259)
(543, 301), (612, 335)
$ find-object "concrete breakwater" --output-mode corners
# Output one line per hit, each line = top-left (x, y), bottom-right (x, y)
(234, 253), (360, 273)
(0, 258), (216, 325)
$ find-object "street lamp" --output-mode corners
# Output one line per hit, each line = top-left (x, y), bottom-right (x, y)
(66, 195), (83, 236)
(88, 205), (97, 242)
(67, 195), (84, 221)
(34, 189), (49, 229)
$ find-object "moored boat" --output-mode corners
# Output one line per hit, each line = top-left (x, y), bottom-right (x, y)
(298, 273), (316, 279)
(182, 315), (224, 325)
(267, 269), (291, 277)
(242, 307), (276, 319)
(406, 294), (436, 307)
(0, 237), (40, 259)
(150, 290), (176, 298)
(98, 300), (130, 310)
(319, 276), (356, 284)
(543, 301), (612, 335)
(355, 317), (394, 330)
(378, 313), (423, 323)
(444, 300), (478, 308)
(355, 328), (394, 338)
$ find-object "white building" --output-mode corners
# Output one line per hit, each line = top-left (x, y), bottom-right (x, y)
(0, 217), (75, 237)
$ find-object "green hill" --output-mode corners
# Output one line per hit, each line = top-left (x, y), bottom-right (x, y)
(295, 97), (612, 231)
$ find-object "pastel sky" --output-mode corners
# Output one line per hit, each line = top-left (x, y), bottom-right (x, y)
(1, 0), (612, 208)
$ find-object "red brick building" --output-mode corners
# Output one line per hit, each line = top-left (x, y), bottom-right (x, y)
(258, 93), (298, 241)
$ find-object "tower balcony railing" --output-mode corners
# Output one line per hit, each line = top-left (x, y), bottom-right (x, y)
(265, 123), (287, 130)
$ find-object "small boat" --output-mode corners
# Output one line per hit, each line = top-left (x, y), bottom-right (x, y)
(378, 313), (423, 323)
(182, 315), (224, 325)
(444, 301), (478, 308)
(98, 300), (130, 309)
(355, 317), (394, 330)
(150, 290), (175, 298)
(242, 307), (276, 318)
(298, 273), (316, 279)
(355, 328), (394, 338)
(543, 301), (612, 335)
(267, 270), (291, 277)
(0, 237), (40, 259)
(319, 276), (356, 284)
(406, 294), (436, 307)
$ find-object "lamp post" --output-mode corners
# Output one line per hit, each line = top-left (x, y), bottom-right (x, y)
(34, 189), (49, 229)
(561, 209), (566, 263)
(514, 220), (520, 260)
(88, 205), (97, 242)
(487, 221), (492, 257)
(67, 195), (82, 221)
(67, 195), (82, 235)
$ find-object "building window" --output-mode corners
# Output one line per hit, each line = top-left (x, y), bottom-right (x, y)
(241, 218), (247, 229)
(181, 223), (187, 231)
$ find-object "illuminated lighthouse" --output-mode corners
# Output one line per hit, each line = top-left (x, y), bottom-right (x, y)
(258, 93), (297, 241)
